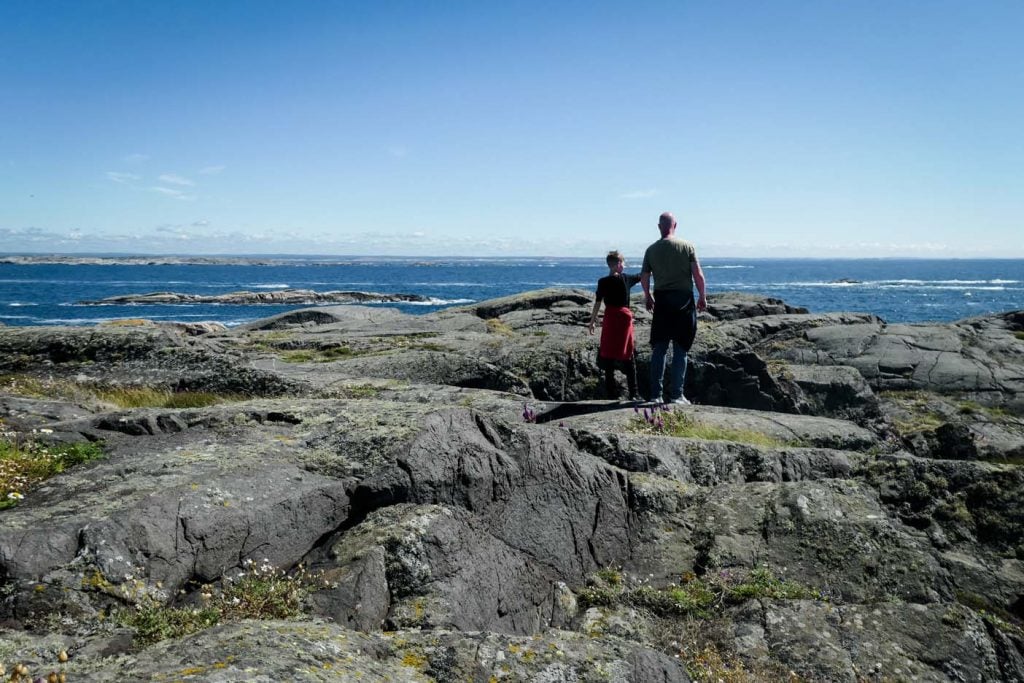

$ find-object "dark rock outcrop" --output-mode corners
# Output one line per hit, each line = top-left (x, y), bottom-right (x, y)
(1, 290), (1022, 681)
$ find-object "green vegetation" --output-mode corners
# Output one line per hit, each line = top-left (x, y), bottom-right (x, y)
(93, 386), (230, 409)
(0, 374), (241, 409)
(628, 407), (794, 447)
(955, 591), (1024, 638)
(117, 560), (317, 646)
(1, 433), (104, 509)
(1014, 331), (1024, 341)
(333, 383), (382, 399)
(579, 566), (821, 620)
(279, 345), (357, 363)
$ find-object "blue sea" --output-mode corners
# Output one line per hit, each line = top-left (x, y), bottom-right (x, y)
(1, 257), (1022, 327)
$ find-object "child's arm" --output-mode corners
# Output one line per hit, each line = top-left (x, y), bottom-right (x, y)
(588, 296), (602, 334)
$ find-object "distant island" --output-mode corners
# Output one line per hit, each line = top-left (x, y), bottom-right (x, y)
(78, 289), (430, 305)
(1, 255), (325, 266)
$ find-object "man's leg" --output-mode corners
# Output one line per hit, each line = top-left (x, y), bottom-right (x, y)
(669, 339), (688, 401)
(649, 339), (669, 402)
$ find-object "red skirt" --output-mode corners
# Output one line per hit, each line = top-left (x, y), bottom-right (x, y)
(599, 306), (635, 361)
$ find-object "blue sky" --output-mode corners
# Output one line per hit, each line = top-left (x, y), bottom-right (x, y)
(1, 1), (1021, 257)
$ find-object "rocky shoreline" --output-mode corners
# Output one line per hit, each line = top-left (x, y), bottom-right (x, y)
(0, 289), (1022, 681)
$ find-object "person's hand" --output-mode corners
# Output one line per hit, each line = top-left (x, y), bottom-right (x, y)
(697, 296), (707, 313)
(587, 320), (596, 335)
(644, 293), (654, 312)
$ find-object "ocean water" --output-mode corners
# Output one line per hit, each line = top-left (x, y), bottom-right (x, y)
(1, 257), (1022, 327)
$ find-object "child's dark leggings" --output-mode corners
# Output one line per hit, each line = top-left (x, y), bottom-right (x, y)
(603, 357), (638, 399)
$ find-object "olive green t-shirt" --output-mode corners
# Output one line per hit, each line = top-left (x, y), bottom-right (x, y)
(641, 237), (696, 293)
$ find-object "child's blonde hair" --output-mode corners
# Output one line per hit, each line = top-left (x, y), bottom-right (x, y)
(605, 250), (624, 267)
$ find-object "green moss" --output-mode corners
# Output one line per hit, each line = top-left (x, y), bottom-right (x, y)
(1014, 331), (1024, 341)
(955, 590), (1024, 637)
(627, 409), (795, 447)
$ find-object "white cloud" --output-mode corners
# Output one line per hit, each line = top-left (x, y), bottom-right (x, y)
(158, 173), (194, 186)
(150, 186), (196, 201)
(619, 189), (658, 200)
(123, 153), (149, 164)
(198, 165), (225, 175)
(106, 171), (141, 184)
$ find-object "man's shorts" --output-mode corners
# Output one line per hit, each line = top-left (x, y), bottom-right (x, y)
(649, 289), (697, 350)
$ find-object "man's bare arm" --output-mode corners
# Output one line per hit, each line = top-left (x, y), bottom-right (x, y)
(691, 258), (707, 312)
(641, 272), (654, 311)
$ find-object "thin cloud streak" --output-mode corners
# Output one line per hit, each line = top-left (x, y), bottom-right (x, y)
(150, 186), (196, 201)
(619, 189), (658, 200)
(106, 171), (141, 184)
(158, 173), (195, 186)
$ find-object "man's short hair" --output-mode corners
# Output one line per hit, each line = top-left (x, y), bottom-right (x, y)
(606, 250), (623, 267)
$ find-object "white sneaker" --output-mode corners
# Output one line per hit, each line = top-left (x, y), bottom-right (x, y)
(670, 397), (691, 405)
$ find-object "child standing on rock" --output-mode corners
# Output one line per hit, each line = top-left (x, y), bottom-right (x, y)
(588, 250), (641, 401)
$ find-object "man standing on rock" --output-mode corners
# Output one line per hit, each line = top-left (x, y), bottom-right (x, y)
(640, 211), (707, 404)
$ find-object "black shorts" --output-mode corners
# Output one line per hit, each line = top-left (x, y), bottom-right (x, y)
(649, 289), (697, 350)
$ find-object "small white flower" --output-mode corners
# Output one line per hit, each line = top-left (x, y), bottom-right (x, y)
(7, 492), (24, 500)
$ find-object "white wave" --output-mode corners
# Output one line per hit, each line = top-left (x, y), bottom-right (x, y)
(250, 283), (290, 289)
(704, 265), (754, 269)
(7, 302), (38, 306)
(0, 314), (34, 320)
(405, 298), (476, 306)
(880, 284), (1007, 291)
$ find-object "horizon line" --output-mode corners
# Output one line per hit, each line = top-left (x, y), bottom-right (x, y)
(4, 252), (1024, 262)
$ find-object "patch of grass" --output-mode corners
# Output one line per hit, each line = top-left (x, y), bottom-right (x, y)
(334, 383), (382, 399)
(0, 374), (82, 400)
(485, 318), (515, 336)
(957, 400), (982, 415)
(1, 433), (104, 509)
(279, 345), (360, 363)
(118, 560), (320, 646)
(93, 386), (229, 409)
(627, 406), (793, 447)
(890, 411), (945, 437)
(579, 566), (821, 620)
(0, 374), (239, 409)
(118, 603), (221, 646)
(1014, 331), (1024, 341)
